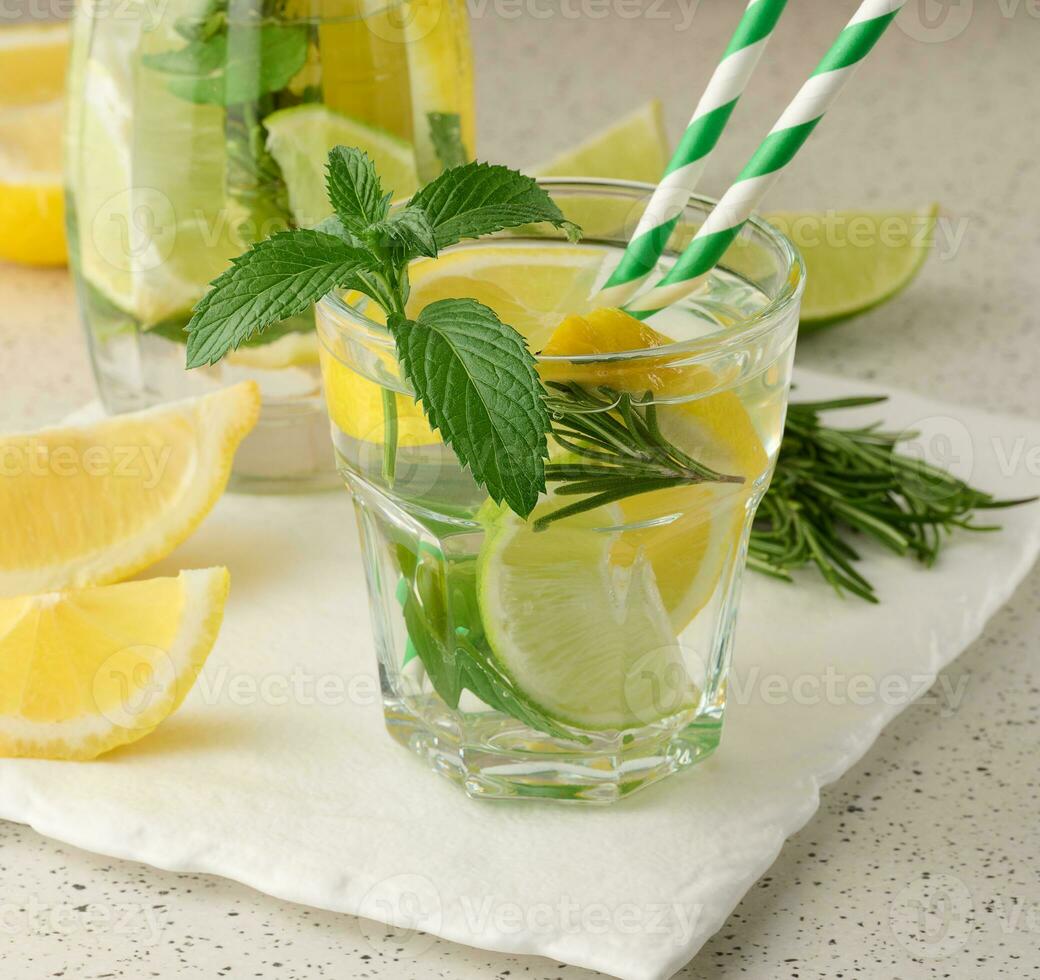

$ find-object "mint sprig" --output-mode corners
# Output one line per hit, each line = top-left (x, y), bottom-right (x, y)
(186, 146), (580, 517)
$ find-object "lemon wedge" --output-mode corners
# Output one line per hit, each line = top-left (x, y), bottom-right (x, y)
(0, 568), (229, 760)
(540, 308), (766, 631)
(0, 382), (260, 597)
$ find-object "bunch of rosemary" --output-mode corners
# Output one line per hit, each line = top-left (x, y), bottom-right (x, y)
(749, 397), (1033, 602)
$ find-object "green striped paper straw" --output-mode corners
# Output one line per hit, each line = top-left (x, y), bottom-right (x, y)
(597, 0), (788, 308)
(625, 0), (906, 320)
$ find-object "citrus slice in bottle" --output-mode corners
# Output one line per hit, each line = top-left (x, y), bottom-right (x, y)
(0, 568), (229, 760)
(400, 0), (476, 180)
(264, 103), (420, 227)
(765, 206), (937, 328)
(73, 59), (238, 325)
(478, 503), (694, 731)
(0, 382), (260, 597)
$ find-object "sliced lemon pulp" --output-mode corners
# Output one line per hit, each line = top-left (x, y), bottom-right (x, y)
(0, 568), (229, 760)
(0, 23), (69, 107)
(72, 58), (238, 323)
(0, 98), (66, 266)
(0, 382), (260, 598)
(542, 308), (767, 631)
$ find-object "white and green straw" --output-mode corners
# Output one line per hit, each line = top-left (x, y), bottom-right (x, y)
(597, 0), (788, 308)
(625, 0), (907, 319)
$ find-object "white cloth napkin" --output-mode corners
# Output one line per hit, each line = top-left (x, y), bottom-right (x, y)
(1, 368), (1038, 980)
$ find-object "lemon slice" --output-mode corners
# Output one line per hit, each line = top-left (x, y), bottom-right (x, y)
(320, 243), (607, 447)
(766, 206), (937, 328)
(541, 308), (766, 631)
(0, 22), (69, 107)
(533, 99), (669, 183)
(398, 0), (476, 179)
(0, 382), (260, 597)
(478, 504), (693, 731)
(0, 98), (66, 266)
(72, 59), (238, 323)
(0, 568), (229, 760)
(264, 103), (420, 227)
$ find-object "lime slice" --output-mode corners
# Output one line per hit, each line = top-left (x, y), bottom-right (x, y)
(532, 99), (669, 183)
(477, 503), (695, 731)
(765, 206), (938, 329)
(264, 104), (420, 226)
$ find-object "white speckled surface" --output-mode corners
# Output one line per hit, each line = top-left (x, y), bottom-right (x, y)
(1, 2), (1038, 978)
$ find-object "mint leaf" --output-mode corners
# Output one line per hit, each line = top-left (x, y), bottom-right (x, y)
(314, 214), (364, 246)
(325, 146), (391, 235)
(366, 206), (438, 259)
(185, 230), (377, 367)
(389, 299), (549, 517)
(428, 112), (469, 170)
(409, 162), (580, 248)
(143, 25), (307, 106)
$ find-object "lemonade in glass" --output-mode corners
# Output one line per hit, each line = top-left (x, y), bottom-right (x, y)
(316, 180), (803, 802)
(65, 0), (473, 490)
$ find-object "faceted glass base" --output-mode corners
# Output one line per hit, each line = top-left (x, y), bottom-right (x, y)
(382, 691), (723, 804)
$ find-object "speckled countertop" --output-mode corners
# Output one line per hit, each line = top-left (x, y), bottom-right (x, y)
(2, 2), (1039, 977)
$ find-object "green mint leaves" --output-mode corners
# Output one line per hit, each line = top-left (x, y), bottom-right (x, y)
(142, 23), (308, 107)
(185, 230), (376, 368)
(411, 162), (581, 249)
(186, 147), (582, 518)
(325, 146), (391, 234)
(391, 300), (550, 516)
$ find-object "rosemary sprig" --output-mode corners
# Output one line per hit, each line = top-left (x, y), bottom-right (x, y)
(750, 397), (1036, 602)
(535, 382), (743, 531)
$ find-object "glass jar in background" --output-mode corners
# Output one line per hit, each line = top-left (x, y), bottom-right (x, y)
(65, 0), (474, 491)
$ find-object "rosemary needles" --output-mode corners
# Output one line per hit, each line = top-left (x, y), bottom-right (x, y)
(750, 397), (1035, 602)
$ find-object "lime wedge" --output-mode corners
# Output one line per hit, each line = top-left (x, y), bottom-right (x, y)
(533, 99), (669, 183)
(765, 206), (938, 329)
(477, 503), (695, 732)
(264, 104), (420, 226)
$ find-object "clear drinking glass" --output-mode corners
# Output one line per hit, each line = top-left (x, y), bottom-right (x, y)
(316, 180), (804, 802)
(64, 0), (474, 491)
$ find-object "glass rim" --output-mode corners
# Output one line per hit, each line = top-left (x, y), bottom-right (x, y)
(318, 177), (805, 366)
